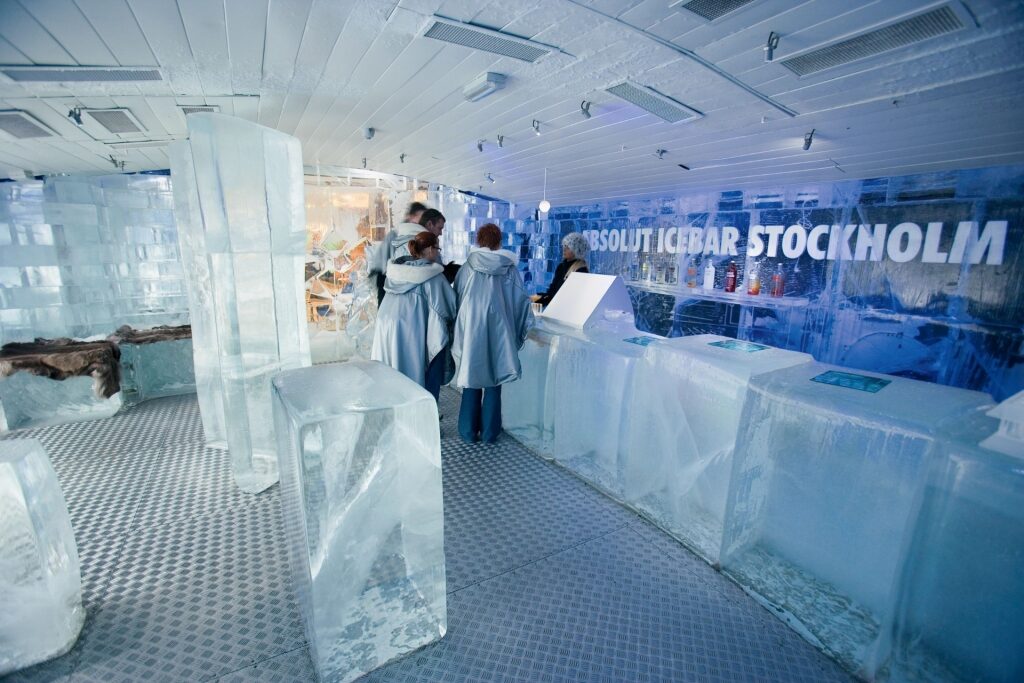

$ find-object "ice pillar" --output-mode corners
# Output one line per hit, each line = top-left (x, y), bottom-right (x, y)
(170, 114), (310, 492)
(0, 439), (84, 675)
(271, 361), (446, 683)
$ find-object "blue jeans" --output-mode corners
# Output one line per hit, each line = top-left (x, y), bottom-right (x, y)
(458, 386), (502, 443)
(424, 351), (446, 404)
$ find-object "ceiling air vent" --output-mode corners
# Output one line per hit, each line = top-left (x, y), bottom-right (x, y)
(606, 81), (703, 124)
(179, 105), (220, 116)
(423, 15), (555, 62)
(669, 0), (757, 22)
(0, 110), (54, 138)
(86, 108), (144, 134)
(780, 4), (970, 77)
(0, 66), (162, 82)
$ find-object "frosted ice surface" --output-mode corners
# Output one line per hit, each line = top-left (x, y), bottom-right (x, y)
(171, 114), (311, 490)
(0, 373), (121, 431)
(119, 339), (196, 405)
(501, 325), (559, 454)
(720, 362), (994, 674)
(884, 410), (1023, 683)
(272, 361), (446, 683)
(623, 335), (812, 563)
(0, 439), (84, 675)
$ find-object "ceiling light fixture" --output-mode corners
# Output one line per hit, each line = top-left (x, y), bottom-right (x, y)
(362, 157), (367, 169)
(532, 119), (541, 136)
(580, 101), (592, 119)
(764, 31), (780, 62)
(400, 153), (406, 164)
(364, 127), (375, 140)
(803, 128), (815, 151)
(67, 107), (83, 126)
(656, 148), (668, 159)
(678, 163), (690, 170)
(477, 139), (485, 152)
(486, 173), (495, 183)
(497, 134), (504, 147)
(463, 72), (507, 102)
(538, 168), (550, 213)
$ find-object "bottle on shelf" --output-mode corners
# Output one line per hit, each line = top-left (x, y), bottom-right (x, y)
(686, 257), (697, 287)
(666, 259), (677, 285)
(724, 261), (738, 292)
(702, 259), (716, 289)
(746, 263), (761, 295)
(629, 261), (639, 281)
(770, 263), (785, 297)
(640, 257), (650, 282)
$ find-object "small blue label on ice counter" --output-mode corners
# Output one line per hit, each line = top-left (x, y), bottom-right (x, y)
(623, 336), (657, 346)
(811, 370), (891, 393)
(709, 340), (768, 353)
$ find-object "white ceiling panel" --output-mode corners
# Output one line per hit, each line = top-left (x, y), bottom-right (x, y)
(73, 0), (158, 66)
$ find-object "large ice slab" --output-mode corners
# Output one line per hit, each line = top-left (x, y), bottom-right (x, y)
(0, 373), (121, 431)
(624, 335), (812, 563)
(0, 439), (84, 675)
(171, 114), (311, 491)
(720, 362), (994, 674)
(501, 324), (558, 454)
(271, 361), (446, 683)
(118, 338), (196, 405)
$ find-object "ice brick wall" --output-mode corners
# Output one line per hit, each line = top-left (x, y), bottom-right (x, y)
(533, 165), (1024, 400)
(0, 174), (186, 344)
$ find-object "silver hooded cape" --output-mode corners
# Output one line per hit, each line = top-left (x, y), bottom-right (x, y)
(371, 259), (456, 388)
(366, 222), (421, 274)
(452, 247), (533, 388)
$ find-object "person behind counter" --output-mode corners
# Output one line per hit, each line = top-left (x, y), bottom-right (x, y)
(452, 223), (533, 443)
(367, 201), (428, 305)
(531, 232), (590, 306)
(371, 230), (455, 404)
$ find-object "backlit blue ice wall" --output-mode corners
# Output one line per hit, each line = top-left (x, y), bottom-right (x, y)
(520, 166), (1024, 400)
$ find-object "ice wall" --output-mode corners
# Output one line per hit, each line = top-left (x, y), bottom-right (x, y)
(0, 175), (187, 345)
(171, 114), (310, 492)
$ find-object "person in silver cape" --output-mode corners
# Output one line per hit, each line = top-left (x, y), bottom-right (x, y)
(366, 201), (427, 305)
(371, 231), (455, 404)
(452, 223), (533, 443)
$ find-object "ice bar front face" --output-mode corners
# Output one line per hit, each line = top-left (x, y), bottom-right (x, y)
(170, 114), (310, 491)
(0, 439), (83, 675)
(271, 361), (446, 683)
(719, 362), (994, 674)
(501, 325), (558, 453)
(624, 335), (812, 563)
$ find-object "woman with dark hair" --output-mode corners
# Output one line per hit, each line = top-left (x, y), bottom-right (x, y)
(371, 231), (455, 403)
(532, 232), (590, 306)
(452, 223), (533, 443)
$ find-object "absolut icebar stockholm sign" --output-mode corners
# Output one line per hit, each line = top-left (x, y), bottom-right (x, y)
(582, 220), (1009, 265)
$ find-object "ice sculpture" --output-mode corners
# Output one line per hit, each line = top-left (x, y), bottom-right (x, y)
(623, 335), (812, 563)
(169, 141), (226, 447)
(0, 439), (84, 675)
(501, 325), (559, 454)
(170, 114), (311, 492)
(271, 361), (446, 683)
(882, 409), (1023, 683)
(719, 362), (994, 674)
(0, 374), (121, 431)
(118, 338), (196, 405)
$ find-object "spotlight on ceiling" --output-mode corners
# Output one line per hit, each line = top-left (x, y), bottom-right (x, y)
(497, 134), (504, 148)
(580, 101), (592, 119)
(655, 148), (668, 159)
(67, 107), (83, 126)
(400, 153), (406, 164)
(532, 119), (541, 136)
(803, 128), (815, 151)
(477, 139), (485, 153)
(362, 157), (367, 169)
(364, 127), (375, 140)
(485, 173), (495, 184)
(764, 31), (780, 62)
(463, 72), (507, 102)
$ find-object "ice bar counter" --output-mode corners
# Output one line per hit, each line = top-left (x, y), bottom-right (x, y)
(271, 361), (446, 683)
(507, 274), (1021, 682)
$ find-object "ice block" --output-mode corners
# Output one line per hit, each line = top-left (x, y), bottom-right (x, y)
(118, 338), (196, 405)
(0, 373), (121, 431)
(271, 361), (446, 683)
(720, 362), (994, 675)
(623, 335), (812, 563)
(171, 114), (311, 492)
(0, 439), (84, 675)
(501, 323), (559, 455)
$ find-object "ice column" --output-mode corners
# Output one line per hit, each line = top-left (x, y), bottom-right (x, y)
(271, 361), (446, 683)
(170, 114), (310, 492)
(0, 439), (84, 675)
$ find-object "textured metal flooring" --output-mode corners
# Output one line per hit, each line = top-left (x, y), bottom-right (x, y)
(2, 390), (852, 683)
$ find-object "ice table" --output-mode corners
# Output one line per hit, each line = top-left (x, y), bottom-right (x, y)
(881, 409), (1023, 683)
(271, 361), (446, 683)
(719, 362), (994, 675)
(623, 335), (812, 564)
(114, 325), (196, 405)
(0, 439), (84, 675)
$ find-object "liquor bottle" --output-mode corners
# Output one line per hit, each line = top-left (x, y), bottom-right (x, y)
(724, 261), (738, 292)
(666, 260), (677, 285)
(686, 258), (697, 287)
(629, 261), (639, 281)
(746, 263), (761, 295)
(702, 260), (715, 289)
(770, 263), (785, 297)
(640, 258), (650, 282)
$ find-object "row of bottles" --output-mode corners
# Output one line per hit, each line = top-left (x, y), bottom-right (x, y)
(628, 255), (788, 297)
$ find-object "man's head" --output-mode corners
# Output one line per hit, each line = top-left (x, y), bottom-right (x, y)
(406, 202), (427, 224)
(419, 209), (446, 237)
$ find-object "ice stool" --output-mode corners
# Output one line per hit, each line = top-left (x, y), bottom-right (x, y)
(0, 439), (84, 675)
(271, 360), (446, 683)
